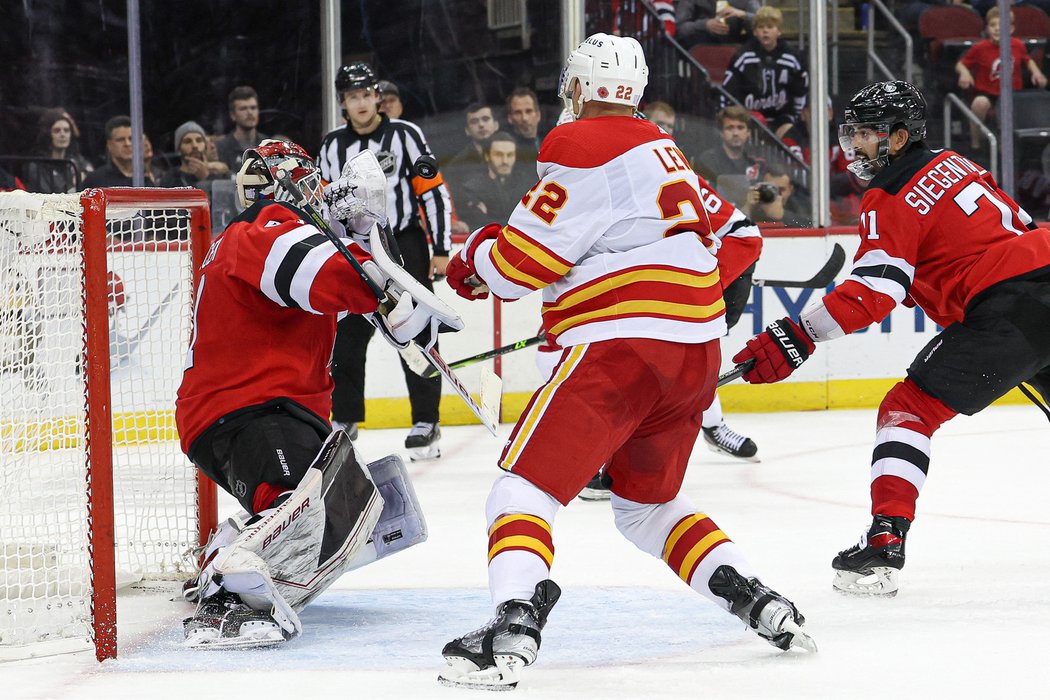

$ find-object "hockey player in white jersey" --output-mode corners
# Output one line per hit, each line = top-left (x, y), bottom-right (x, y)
(176, 142), (452, 649)
(438, 34), (815, 690)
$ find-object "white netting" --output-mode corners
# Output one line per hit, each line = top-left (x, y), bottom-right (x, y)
(0, 191), (206, 656)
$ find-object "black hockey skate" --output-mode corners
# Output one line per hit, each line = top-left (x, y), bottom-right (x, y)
(832, 514), (910, 597)
(405, 421), (440, 461)
(438, 580), (561, 690)
(702, 424), (759, 461)
(577, 470), (612, 501)
(709, 565), (817, 652)
(183, 588), (291, 650)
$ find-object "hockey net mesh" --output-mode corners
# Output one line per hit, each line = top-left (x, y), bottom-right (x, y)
(0, 190), (206, 655)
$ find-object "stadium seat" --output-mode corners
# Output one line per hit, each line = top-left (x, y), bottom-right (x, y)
(918, 6), (984, 62)
(690, 45), (737, 85)
(1013, 5), (1050, 72)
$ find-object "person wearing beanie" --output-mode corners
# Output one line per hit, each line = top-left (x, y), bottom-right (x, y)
(160, 120), (228, 189)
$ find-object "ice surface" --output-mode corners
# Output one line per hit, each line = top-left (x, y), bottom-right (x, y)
(3, 405), (1048, 699)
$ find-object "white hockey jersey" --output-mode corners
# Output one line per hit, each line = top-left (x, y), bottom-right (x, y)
(469, 115), (758, 347)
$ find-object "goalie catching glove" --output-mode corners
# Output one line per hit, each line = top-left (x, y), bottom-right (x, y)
(323, 150), (388, 241)
(447, 223), (501, 300)
(732, 317), (816, 384)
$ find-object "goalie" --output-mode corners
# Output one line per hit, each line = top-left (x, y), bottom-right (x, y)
(175, 140), (460, 648)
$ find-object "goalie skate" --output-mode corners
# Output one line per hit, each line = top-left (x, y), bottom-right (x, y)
(183, 589), (292, 650)
(438, 579), (561, 691)
(709, 565), (817, 653)
(832, 514), (910, 597)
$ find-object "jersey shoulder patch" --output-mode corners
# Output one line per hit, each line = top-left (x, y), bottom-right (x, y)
(539, 117), (666, 169)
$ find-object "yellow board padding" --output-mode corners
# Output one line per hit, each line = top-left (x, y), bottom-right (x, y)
(2, 382), (1033, 453)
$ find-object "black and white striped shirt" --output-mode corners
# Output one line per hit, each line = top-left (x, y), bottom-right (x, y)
(318, 115), (452, 255)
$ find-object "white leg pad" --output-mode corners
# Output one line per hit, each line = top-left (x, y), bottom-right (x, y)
(212, 430), (384, 612)
(345, 454), (428, 572)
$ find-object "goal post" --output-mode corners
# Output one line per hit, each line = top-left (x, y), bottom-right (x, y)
(0, 187), (218, 662)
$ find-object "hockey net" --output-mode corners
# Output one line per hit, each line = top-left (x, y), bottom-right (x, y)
(0, 188), (217, 661)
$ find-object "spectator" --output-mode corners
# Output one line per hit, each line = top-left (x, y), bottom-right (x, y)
(722, 6), (809, 139)
(457, 131), (534, 230)
(377, 80), (404, 119)
(24, 108), (93, 193)
(677, 0), (761, 48)
(505, 87), (544, 168)
(645, 100), (677, 135)
(317, 62), (452, 458)
(956, 7), (1047, 150)
(696, 105), (765, 200)
(83, 115), (157, 187)
(159, 121), (228, 189)
(745, 162), (806, 227)
(0, 165), (25, 192)
(215, 86), (269, 172)
(443, 103), (500, 199)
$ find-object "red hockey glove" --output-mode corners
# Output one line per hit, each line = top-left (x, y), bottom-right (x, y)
(446, 223), (500, 301)
(732, 317), (816, 384)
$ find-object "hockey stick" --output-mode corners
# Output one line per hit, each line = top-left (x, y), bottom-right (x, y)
(275, 170), (500, 435)
(421, 334), (546, 379)
(716, 359), (755, 387)
(752, 243), (846, 288)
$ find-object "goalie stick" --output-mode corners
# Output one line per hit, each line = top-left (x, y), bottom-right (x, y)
(432, 245), (848, 375)
(752, 243), (846, 288)
(274, 170), (500, 435)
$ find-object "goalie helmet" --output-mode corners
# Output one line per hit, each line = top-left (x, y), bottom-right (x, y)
(235, 139), (323, 210)
(558, 33), (649, 119)
(336, 62), (378, 95)
(838, 80), (927, 180)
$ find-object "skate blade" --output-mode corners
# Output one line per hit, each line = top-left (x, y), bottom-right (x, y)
(576, 488), (612, 501)
(407, 444), (441, 461)
(832, 567), (899, 597)
(703, 442), (760, 463)
(780, 619), (818, 653)
(183, 629), (287, 650)
(437, 654), (524, 690)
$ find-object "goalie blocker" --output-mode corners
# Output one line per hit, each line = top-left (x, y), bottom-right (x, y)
(184, 430), (428, 649)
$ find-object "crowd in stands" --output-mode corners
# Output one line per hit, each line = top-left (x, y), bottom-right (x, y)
(6, 0), (1050, 228)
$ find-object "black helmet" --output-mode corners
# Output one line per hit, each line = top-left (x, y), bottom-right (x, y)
(844, 80), (927, 142)
(335, 63), (378, 94)
(839, 80), (927, 180)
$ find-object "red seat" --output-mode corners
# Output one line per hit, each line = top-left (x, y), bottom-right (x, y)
(690, 45), (738, 85)
(918, 5), (984, 61)
(1013, 5), (1050, 39)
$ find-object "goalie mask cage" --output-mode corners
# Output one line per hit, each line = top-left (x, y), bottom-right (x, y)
(0, 188), (218, 662)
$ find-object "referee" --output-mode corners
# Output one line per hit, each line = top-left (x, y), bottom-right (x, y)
(318, 63), (452, 459)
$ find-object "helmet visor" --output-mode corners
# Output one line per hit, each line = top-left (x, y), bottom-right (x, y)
(837, 122), (890, 157)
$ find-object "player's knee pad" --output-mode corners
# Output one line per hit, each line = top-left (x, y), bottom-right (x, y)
(345, 453), (428, 572)
(878, 379), (957, 436)
(214, 430), (384, 612)
(485, 471), (560, 529)
(611, 492), (699, 559)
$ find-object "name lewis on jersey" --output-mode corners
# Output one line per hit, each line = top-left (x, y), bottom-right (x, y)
(653, 145), (691, 173)
(903, 153), (986, 216)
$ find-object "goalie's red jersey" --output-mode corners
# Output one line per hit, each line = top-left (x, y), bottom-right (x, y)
(824, 147), (1050, 332)
(176, 201), (378, 453)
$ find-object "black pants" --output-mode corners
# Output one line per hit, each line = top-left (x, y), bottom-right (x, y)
(188, 399), (330, 514)
(908, 265), (1050, 415)
(331, 223), (441, 425)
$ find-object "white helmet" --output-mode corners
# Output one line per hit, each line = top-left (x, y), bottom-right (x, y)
(558, 33), (649, 119)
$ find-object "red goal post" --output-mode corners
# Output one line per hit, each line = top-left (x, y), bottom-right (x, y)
(0, 187), (217, 661)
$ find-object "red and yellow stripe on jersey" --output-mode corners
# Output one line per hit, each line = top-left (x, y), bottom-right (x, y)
(488, 225), (572, 290)
(662, 513), (730, 585)
(540, 265), (724, 344)
(487, 513), (555, 568)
